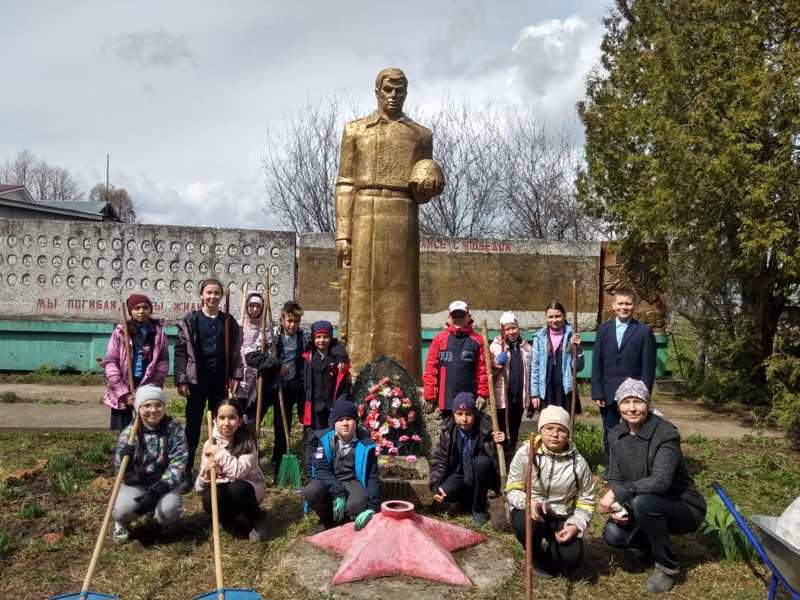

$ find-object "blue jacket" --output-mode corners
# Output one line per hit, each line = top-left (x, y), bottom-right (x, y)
(590, 318), (656, 404)
(529, 324), (584, 400)
(313, 427), (380, 511)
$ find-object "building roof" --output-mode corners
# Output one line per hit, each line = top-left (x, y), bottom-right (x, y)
(0, 195), (120, 222)
(0, 184), (25, 194)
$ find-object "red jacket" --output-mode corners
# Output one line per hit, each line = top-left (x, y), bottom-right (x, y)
(423, 321), (489, 410)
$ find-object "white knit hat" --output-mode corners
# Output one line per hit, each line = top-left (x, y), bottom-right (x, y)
(133, 384), (166, 412)
(500, 311), (517, 326)
(538, 405), (572, 434)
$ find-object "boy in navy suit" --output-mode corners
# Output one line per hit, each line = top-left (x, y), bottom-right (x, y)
(591, 287), (656, 470)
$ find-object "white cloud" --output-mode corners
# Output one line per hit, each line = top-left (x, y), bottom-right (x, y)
(103, 29), (195, 68)
(505, 15), (603, 123)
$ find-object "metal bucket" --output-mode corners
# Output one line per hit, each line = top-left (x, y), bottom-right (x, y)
(751, 516), (800, 591)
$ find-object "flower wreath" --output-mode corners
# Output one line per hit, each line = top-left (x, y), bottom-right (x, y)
(356, 375), (422, 462)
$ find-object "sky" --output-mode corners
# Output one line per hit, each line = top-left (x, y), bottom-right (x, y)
(0, 1), (613, 229)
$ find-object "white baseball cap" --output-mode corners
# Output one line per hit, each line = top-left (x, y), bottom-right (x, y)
(500, 311), (517, 326)
(448, 300), (468, 314)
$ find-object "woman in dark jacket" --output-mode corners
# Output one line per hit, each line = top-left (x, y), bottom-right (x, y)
(598, 378), (706, 594)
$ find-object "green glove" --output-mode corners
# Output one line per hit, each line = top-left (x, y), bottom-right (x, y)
(354, 508), (375, 531)
(333, 496), (346, 522)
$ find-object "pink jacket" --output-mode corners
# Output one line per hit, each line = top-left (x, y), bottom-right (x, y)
(102, 320), (169, 410)
(195, 427), (266, 502)
(490, 335), (532, 409)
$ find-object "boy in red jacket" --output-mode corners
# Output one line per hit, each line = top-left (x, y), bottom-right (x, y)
(423, 300), (489, 418)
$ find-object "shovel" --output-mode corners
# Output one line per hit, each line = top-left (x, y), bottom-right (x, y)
(264, 272), (302, 489)
(193, 411), (263, 600)
(51, 302), (140, 600)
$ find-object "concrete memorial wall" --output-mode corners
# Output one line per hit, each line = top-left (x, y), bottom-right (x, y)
(298, 233), (603, 331)
(0, 219), (296, 323)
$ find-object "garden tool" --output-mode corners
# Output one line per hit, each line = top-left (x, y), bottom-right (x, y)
(264, 272), (302, 488)
(481, 320), (507, 488)
(224, 289), (231, 400)
(254, 274), (268, 442)
(570, 279), (579, 429)
(49, 306), (140, 600)
(193, 411), (263, 600)
(525, 432), (535, 600)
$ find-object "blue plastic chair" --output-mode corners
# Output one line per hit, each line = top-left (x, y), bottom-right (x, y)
(713, 482), (800, 600)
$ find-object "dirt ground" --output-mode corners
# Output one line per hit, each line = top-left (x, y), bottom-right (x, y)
(0, 382), (782, 439)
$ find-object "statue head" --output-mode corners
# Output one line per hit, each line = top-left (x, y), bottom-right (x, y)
(374, 67), (408, 119)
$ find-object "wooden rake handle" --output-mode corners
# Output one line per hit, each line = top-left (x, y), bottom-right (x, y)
(206, 410), (225, 600)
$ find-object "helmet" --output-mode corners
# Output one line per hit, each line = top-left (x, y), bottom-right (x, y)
(408, 159), (446, 204)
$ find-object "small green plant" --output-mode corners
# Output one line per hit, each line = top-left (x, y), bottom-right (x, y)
(53, 472), (81, 495)
(85, 437), (115, 466)
(0, 528), (12, 557)
(0, 482), (25, 500)
(46, 452), (92, 494)
(572, 421), (604, 470)
(702, 496), (755, 562)
(685, 433), (708, 445)
(21, 499), (46, 519)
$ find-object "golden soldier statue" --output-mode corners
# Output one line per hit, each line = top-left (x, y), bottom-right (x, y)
(335, 68), (445, 380)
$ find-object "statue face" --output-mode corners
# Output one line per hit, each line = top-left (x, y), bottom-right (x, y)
(376, 78), (407, 117)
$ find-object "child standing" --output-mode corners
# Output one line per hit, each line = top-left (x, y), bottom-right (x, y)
(301, 320), (350, 474)
(490, 311), (532, 460)
(102, 294), (169, 431)
(236, 291), (264, 408)
(428, 392), (505, 525)
(529, 301), (584, 414)
(195, 398), (268, 542)
(506, 405), (595, 578)
(245, 301), (310, 474)
(423, 300), (489, 418)
(302, 401), (379, 530)
(174, 278), (243, 492)
(112, 385), (188, 541)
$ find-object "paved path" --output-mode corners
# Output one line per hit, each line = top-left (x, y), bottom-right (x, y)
(0, 383), (782, 439)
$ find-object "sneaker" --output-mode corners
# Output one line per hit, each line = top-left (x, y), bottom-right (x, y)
(532, 567), (555, 579)
(112, 521), (129, 542)
(471, 511), (489, 526)
(248, 511), (269, 542)
(180, 471), (195, 494)
(645, 567), (677, 593)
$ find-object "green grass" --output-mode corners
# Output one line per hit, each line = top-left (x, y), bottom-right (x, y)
(0, 430), (796, 599)
(20, 499), (46, 519)
(0, 367), (174, 387)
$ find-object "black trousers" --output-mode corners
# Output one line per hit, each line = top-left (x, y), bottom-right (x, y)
(185, 372), (227, 472)
(266, 379), (304, 471)
(510, 509), (584, 574)
(439, 454), (496, 513)
(602, 493), (702, 571)
(497, 401), (524, 462)
(201, 480), (260, 529)
(599, 402), (620, 472)
(303, 479), (367, 527)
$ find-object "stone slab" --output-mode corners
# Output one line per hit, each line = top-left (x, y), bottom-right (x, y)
(0, 219), (295, 323)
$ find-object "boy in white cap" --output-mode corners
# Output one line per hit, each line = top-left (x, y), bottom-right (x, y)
(111, 384), (188, 541)
(505, 405), (595, 578)
(490, 311), (532, 460)
(423, 300), (489, 418)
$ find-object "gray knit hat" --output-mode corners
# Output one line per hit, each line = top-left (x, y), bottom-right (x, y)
(538, 405), (572, 435)
(614, 377), (650, 405)
(133, 384), (166, 412)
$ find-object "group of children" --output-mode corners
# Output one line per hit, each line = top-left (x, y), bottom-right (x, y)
(102, 282), (700, 594)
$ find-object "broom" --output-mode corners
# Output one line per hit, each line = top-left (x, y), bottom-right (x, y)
(264, 272), (302, 489)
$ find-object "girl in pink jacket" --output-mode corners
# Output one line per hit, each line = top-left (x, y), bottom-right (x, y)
(195, 397), (268, 542)
(102, 294), (169, 431)
(490, 311), (532, 461)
